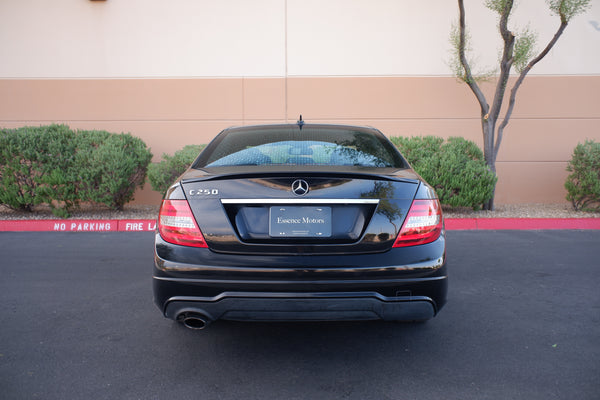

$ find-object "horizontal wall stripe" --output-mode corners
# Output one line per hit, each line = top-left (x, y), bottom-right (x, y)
(2, 76), (598, 120)
(1, 75), (599, 205)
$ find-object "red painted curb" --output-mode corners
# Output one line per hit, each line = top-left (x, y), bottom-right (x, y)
(0, 218), (599, 232)
(445, 218), (600, 230)
(444, 219), (477, 230)
(0, 219), (157, 232)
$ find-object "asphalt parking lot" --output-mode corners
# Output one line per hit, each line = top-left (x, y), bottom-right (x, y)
(1, 231), (599, 400)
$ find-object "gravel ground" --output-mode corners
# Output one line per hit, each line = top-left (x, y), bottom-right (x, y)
(0, 204), (160, 220)
(443, 203), (599, 219)
(1, 203), (598, 220)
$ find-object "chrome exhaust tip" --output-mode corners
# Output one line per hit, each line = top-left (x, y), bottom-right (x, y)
(179, 312), (211, 330)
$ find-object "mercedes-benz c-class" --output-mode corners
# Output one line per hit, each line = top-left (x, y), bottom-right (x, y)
(153, 122), (447, 329)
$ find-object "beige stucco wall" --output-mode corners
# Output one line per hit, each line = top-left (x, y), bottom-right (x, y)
(1, 0), (599, 78)
(1, 0), (599, 205)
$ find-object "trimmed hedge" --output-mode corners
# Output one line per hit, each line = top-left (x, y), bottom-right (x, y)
(75, 130), (153, 211)
(565, 140), (600, 212)
(148, 144), (205, 195)
(391, 136), (497, 210)
(0, 125), (152, 216)
(0, 125), (78, 215)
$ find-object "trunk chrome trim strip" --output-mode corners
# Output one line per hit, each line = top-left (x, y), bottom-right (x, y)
(220, 199), (380, 205)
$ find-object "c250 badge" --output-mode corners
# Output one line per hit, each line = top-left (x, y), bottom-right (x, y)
(189, 189), (219, 196)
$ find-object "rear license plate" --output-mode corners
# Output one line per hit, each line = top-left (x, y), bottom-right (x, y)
(269, 206), (332, 237)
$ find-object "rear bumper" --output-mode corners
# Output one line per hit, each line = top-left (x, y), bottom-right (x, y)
(154, 265), (447, 322)
(153, 233), (447, 323)
(164, 291), (438, 322)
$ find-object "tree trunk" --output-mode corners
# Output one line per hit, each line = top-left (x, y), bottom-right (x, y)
(482, 118), (496, 210)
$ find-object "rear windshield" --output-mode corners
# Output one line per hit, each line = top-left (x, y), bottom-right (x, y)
(194, 126), (406, 169)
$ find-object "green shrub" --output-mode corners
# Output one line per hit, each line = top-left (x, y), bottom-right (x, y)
(75, 130), (153, 211)
(565, 140), (600, 212)
(392, 135), (497, 210)
(390, 136), (444, 167)
(0, 124), (78, 216)
(148, 144), (205, 195)
(0, 125), (152, 215)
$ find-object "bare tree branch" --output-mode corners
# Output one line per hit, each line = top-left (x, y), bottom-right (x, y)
(489, 0), (515, 125)
(494, 20), (568, 158)
(457, 0), (489, 117)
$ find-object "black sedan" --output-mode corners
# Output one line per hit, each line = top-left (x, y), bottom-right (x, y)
(153, 122), (447, 329)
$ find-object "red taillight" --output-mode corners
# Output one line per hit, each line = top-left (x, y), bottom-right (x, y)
(158, 200), (208, 248)
(393, 199), (443, 247)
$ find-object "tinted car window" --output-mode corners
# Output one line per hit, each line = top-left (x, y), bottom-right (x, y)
(194, 126), (406, 168)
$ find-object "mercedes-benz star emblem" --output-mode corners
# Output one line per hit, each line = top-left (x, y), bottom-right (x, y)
(291, 179), (309, 196)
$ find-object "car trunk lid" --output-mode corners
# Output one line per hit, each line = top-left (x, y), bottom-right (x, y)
(181, 171), (420, 255)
